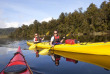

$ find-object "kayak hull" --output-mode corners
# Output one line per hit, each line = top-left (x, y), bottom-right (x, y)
(27, 41), (110, 55)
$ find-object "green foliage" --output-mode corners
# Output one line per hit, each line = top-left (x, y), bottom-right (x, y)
(10, 1), (110, 38)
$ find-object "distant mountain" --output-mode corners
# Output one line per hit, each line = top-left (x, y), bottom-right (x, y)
(0, 28), (16, 35)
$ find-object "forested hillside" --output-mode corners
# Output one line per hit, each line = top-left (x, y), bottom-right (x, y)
(10, 1), (110, 38)
(0, 28), (16, 35)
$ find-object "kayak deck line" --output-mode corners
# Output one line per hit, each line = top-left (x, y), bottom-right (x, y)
(50, 50), (110, 56)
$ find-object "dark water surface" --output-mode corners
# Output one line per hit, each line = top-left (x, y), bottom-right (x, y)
(0, 35), (110, 74)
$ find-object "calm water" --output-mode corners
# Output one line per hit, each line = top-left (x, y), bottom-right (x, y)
(0, 35), (110, 74)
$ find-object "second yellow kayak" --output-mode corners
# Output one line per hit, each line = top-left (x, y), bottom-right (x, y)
(27, 41), (110, 56)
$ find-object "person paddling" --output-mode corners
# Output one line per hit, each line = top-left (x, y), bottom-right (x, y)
(33, 33), (44, 43)
(50, 30), (65, 47)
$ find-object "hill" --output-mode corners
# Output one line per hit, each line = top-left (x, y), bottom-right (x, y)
(0, 28), (16, 35)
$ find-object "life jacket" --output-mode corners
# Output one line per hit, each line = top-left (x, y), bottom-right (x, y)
(55, 55), (61, 61)
(35, 37), (40, 42)
(35, 37), (37, 41)
(53, 36), (60, 43)
(56, 58), (60, 61)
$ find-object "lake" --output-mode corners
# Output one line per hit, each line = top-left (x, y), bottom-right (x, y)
(0, 35), (110, 74)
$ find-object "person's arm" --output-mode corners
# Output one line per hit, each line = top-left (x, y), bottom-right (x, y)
(50, 36), (54, 47)
(51, 54), (55, 61)
(60, 37), (65, 43)
(33, 38), (36, 42)
(42, 37), (44, 41)
(50, 41), (54, 46)
(41, 35), (45, 41)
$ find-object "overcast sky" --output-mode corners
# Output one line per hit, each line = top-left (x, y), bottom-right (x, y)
(0, 0), (108, 28)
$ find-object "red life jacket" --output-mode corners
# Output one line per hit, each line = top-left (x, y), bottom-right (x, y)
(55, 55), (61, 61)
(54, 36), (60, 43)
(56, 58), (60, 61)
(35, 37), (37, 41)
(55, 36), (59, 39)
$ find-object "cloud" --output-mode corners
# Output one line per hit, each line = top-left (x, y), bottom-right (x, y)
(0, 1), (51, 28)
(5, 19), (35, 28)
(0, 8), (35, 28)
(0, 17), (54, 28)
(0, 19), (35, 28)
(22, 19), (35, 26)
(40, 17), (53, 22)
(0, 20), (19, 28)
(5, 22), (19, 28)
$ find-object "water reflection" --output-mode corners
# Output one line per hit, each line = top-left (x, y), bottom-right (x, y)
(65, 58), (78, 64)
(0, 47), (17, 55)
(50, 54), (78, 66)
(48, 50), (110, 70)
(36, 50), (40, 57)
(0, 38), (13, 47)
(51, 54), (61, 66)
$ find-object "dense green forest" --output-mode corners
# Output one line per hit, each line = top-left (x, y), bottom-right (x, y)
(0, 28), (16, 35)
(10, 1), (110, 38)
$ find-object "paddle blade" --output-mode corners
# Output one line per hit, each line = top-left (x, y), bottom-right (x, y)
(27, 41), (34, 46)
(39, 49), (50, 55)
(66, 32), (71, 37)
(46, 31), (50, 36)
(29, 44), (37, 50)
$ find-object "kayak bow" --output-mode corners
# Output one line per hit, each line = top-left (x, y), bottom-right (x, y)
(0, 46), (33, 74)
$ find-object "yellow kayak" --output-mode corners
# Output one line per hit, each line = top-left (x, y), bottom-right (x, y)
(27, 41), (34, 46)
(27, 41), (110, 55)
(50, 50), (110, 70)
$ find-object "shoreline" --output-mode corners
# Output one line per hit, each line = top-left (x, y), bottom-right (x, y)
(73, 32), (109, 36)
(0, 35), (9, 39)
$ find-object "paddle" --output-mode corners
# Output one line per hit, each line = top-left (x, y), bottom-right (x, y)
(46, 31), (50, 36)
(66, 32), (71, 37)
(42, 31), (50, 41)
(39, 32), (71, 55)
(39, 48), (51, 55)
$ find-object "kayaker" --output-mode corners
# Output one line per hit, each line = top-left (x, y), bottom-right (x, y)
(51, 54), (61, 66)
(55, 55), (61, 66)
(33, 33), (44, 43)
(36, 50), (39, 57)
(50, 30), (65, 46)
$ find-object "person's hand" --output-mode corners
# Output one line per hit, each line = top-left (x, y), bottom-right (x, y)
(52, 45), (54, 47)
(63, 36), (65, 39)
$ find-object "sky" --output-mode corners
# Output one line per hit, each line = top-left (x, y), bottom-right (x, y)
(0, 0), (108, 28)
